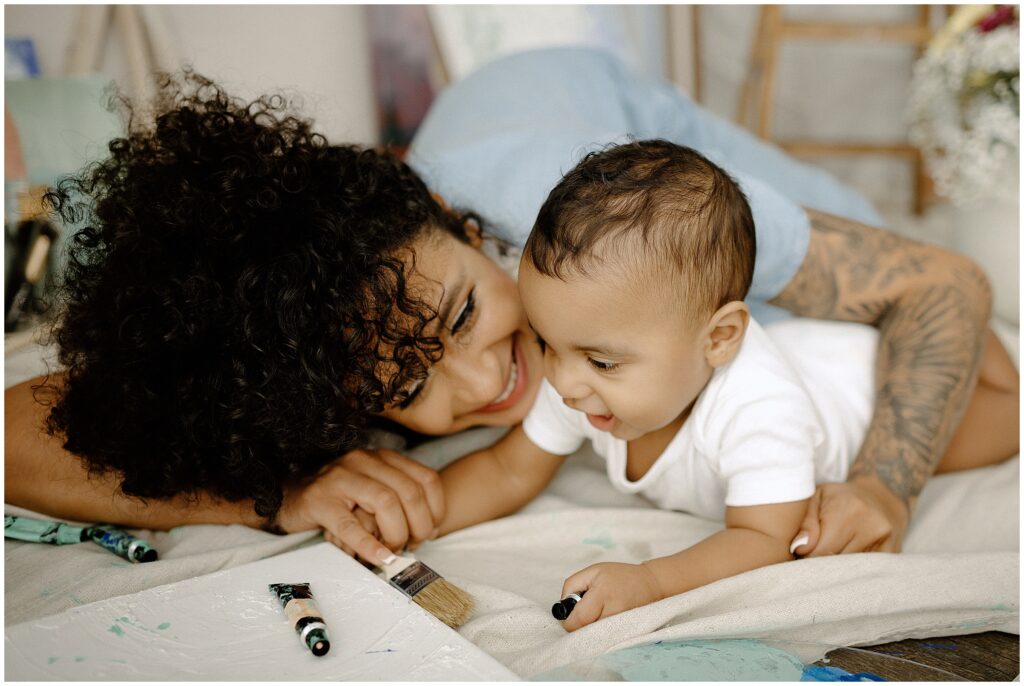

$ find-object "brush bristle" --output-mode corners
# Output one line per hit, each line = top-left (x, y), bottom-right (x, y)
(411, 577), (475, 629)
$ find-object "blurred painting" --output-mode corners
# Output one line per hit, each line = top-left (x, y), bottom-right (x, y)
(367, 5), (440, 153)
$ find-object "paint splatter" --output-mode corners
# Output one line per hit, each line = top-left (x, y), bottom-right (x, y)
(802, 665), (886, 681)
(366, 648), (398, 654)
(74, 656), (87, 663)
(114, 615), (159, 634)
(47, 657), (59, 665)
(920, 642), (956, 650)
(157, 622), (171, 630)
(109, 624), (126, 637)
(992, 603), (1015, 612)
(582, 533), (616, 549)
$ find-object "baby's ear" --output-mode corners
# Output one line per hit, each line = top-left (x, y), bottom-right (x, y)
(705, 301), (750, 368)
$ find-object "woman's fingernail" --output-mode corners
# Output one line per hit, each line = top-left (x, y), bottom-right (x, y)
(789, 533), (810, 554)
(379, 551), (397, 565)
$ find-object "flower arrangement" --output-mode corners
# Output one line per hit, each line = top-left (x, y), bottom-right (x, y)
(908, 5), (1019, 206)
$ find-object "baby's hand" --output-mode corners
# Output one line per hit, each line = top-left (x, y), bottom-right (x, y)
(558, 562), (663, 632)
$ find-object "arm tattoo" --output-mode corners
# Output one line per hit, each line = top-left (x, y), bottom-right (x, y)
(770, 210), (991, 503)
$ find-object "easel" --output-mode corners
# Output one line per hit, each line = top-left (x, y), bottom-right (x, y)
(64, 5), (176, 111)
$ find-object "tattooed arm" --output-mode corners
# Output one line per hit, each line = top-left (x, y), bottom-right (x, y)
(769, 208), (992, 554)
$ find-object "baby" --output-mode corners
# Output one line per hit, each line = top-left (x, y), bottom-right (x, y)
(434, 139), (1011, 630)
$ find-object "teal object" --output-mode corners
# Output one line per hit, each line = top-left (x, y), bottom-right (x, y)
(532, 639), (807, 681)
(5, 75), (121, 287)
(4, 514), (87, 545)
(5, 75), (120, 188)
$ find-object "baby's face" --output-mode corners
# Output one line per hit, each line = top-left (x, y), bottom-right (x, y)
(517, 258), (714, 441)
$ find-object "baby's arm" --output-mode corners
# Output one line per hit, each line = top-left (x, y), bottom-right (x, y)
(437, 425), (565, 535)
(559, 498), (808, 631)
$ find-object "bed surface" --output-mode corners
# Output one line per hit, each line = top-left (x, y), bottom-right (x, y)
(5, 327), (1019, 679)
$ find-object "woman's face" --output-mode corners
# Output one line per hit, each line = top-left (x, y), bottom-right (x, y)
(378, 229), (544, 435)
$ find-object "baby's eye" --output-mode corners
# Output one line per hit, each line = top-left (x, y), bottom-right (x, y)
(588, 358), (619, 372)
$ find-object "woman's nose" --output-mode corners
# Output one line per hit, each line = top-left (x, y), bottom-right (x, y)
(449, 346), (504, 406)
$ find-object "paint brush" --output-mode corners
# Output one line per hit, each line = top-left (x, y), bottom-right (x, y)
(379, 553), (474, 629)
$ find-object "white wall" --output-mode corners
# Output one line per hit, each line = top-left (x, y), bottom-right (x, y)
(4, 5), (378, 145)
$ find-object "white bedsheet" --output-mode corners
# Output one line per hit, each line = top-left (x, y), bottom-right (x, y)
(5, 327), (1019, 678)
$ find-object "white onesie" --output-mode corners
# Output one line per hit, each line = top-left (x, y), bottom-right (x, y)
(522, 318), (877, 520)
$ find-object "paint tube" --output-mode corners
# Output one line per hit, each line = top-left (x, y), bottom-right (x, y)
(84, 525), (158, 563)
(4, 515), (89, 545)
(269, 582), (331, 657)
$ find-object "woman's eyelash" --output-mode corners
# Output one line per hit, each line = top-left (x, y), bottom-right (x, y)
(451, 289), (476, 335)
(396, 290), (477, 411)
(588, 358), (619, 372)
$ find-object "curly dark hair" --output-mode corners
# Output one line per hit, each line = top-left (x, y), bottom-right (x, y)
(42, 72), (475, 521)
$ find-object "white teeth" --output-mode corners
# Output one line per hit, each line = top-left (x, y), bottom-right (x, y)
(492, 359), (518, 405)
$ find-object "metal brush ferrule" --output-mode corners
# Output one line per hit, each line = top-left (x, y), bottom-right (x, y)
(388, 561), (440, 598)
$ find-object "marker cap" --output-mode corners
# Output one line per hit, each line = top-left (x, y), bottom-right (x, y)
(551, 593), (583, 621)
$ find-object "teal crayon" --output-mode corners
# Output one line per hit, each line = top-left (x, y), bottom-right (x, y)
(4, 515), (89, 545)
(84, 525), (158, 563)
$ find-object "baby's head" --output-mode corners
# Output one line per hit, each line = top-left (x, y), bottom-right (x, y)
(519, 140), (755, 440)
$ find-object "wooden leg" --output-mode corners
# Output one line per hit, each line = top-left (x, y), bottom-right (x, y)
(737, 6), (769, 127)
(691, 5), (702, 104)
(115, 5), (155, 109)
(755, 6), (782, 140)
(911, 5), (934, 215)
(65, 5), (111, 75)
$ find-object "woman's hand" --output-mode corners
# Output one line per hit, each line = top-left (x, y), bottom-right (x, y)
(557, 562), (664, 632)
(789, 476), (909, 556)
(275, 448), (445, 564)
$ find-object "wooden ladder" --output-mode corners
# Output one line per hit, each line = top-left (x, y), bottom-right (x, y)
(737, 6), (938, 214)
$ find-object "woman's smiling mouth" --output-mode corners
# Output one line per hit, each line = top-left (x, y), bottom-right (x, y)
(478, 335), (529, 413)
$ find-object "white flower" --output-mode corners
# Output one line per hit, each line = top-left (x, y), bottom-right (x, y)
(908, 17), (1019, 206)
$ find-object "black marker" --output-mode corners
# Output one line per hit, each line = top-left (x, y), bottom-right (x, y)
(551, 591), (585, 620)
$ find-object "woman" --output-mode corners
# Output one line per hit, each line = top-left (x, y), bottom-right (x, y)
(5, 50), (1017, 564)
